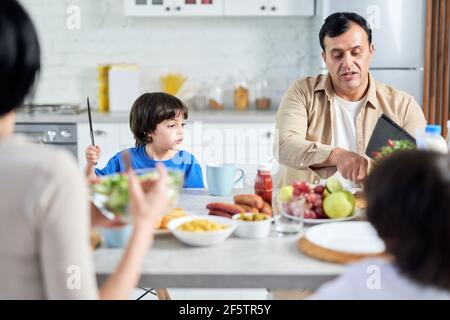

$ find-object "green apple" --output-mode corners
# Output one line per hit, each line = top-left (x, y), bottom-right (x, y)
(323, 191), (355, 218)
(325, 177), (343, 193)
(277, 186), (294, 203)
(342, 190), (355, 210)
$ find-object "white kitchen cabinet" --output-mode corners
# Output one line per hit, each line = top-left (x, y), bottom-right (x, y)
(183, 122), (275, 188)
(124, 0), (223, 17)
(223, 0), (315, 17)
(270, 0), (315, 16)
(223, 0), (267, 16)
(77, 123), (134, 171)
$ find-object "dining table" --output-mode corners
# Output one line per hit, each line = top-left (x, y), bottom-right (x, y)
(94, 188), (347, 290)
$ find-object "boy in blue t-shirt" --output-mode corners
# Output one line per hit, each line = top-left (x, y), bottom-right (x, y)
(84, 92), (204, 188)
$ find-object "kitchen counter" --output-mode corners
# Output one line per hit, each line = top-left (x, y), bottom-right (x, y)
(16, 109), (278, 124)
(94, 189), (344, 290)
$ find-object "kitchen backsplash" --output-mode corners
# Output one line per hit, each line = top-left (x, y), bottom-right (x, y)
(20, 0), (323, 109)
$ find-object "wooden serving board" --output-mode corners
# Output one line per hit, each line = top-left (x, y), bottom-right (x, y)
(297, 236), (388, 264)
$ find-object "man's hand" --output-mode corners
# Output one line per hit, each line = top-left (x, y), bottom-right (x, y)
(328, 148), (368, 183)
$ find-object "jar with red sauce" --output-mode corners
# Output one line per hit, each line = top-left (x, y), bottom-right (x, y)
(254, 163), (273, 205)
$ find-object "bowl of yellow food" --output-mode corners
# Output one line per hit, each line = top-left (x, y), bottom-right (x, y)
(232, 213), (273, 239)
(167, 216), (236, 246)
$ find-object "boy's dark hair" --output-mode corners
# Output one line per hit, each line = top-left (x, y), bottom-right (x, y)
(319, 12), (372, 51)
(365, 150), (450, 289)
(129, 92), (188, 147)
(0, 0), (41, 116)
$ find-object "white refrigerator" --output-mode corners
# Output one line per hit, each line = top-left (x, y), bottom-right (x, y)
(317, 0), (426, 105)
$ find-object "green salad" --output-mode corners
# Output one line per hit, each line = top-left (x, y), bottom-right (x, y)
(92, 170), (184, 215)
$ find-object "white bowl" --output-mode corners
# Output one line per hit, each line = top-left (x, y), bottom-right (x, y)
(168, 216), (236, 246)
(232, 213), (273, 239)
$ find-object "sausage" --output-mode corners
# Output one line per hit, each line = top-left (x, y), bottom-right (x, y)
(234, 194), (264, 210)
(208, 209), (233, 219)
(237, 204), (259, 213)
(206, 202), (245, 214)
(260, 202), (273, 216)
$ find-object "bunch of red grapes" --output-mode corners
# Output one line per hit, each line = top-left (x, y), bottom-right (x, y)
(288, 181), (326, 219)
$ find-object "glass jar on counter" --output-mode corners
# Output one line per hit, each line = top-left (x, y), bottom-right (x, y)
(234, 79), (249, 110)
(255, 79), (271, 110)
(208, 85), (224, 110)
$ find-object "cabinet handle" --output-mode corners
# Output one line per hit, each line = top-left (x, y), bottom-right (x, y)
(165, 6), (171, 11)
(43, 130), (57, 143)
(175, 6), (181, 11)
(271, 6), (276, 11)
(60, 130), (72, 139)
(260, 6), (266, 10)
(264, 131), (272, 139)
(94, 129), (107, 136)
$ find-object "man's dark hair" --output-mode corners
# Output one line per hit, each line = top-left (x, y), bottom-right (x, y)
(129, 92), (188, 147)
(0, 0), (41, 117)
(365, 150), (450, 289)
(319, 12), (372, 51)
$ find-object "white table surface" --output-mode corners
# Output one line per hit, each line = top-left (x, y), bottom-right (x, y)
(94, 189), (345, 290)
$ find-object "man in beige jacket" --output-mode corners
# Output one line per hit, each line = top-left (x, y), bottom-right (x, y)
(275, 12), (426, 187)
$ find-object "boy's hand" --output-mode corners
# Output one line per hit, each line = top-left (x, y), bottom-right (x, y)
(85, 145), (101, 166)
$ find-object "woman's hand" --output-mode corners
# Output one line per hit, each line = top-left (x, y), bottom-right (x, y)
(127, 163), (170, 227)
(90, 202), (126, 228)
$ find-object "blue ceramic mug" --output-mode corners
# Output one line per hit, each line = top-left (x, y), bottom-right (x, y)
(206, 164), (244, 196)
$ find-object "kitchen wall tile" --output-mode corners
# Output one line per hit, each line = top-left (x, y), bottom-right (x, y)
(20, 0), (322, 108)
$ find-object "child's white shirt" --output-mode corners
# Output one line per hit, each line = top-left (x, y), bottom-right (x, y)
(310, 258), (450, 300)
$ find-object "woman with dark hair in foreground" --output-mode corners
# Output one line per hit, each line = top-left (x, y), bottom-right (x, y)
(0, 0), (168, 299)
(311, 150), (450, 299)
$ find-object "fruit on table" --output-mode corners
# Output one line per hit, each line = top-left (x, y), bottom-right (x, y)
(325, 177), (343, 193)
(277, 186), (293, 203)
(277, 177), (355, 220)
(292, 181), (311, 196)
(323, 191), (355, 218)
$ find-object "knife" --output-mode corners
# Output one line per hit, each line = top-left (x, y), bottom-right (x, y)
(87, 97), (98, 166)
(87, 97), (95, 147)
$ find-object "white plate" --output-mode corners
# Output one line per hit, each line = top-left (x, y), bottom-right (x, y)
(304, 208), (362, 224)
(168, 216), (236, 246)
(305, 221), (385, 255)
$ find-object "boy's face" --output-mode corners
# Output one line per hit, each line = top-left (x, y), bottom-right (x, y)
(151, 113), (186, 150)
